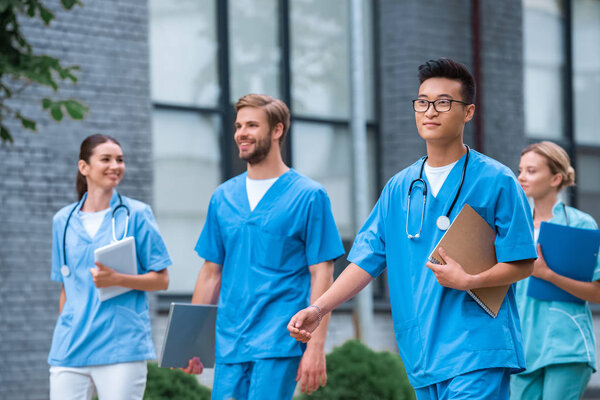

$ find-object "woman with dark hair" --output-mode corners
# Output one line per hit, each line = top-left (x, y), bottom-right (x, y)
(511, 141), (600, 400)
(48, 134), (171, 400)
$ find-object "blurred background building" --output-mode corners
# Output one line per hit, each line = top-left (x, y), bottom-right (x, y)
(1, 0), (598, 398)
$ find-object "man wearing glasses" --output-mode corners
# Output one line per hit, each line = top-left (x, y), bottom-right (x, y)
(288, 58), (537, 399)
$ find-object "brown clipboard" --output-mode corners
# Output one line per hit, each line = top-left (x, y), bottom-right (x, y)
(429, 204), (508, 318)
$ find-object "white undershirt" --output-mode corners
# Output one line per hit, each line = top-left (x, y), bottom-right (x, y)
(79, 208), (110, 239)
(246, 176), (278, 211)
(424, 160), (458, 197)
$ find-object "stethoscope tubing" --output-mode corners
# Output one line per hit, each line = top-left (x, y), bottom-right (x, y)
(406, 145), (470, 239)
(62, 192), (130, 267)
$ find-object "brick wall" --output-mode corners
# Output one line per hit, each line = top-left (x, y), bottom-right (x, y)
(0, 1), (152, 398)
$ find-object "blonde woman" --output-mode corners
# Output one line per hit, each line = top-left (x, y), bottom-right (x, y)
(512, 141), (599, 400)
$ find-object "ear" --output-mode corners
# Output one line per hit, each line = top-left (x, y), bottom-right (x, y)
(271, 122), (284, 142)
(463, 104), (475, 123)
(78, 159), (89, 177)
(550, 173), (563, 189)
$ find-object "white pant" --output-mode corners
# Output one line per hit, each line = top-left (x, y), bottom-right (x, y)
(49, 361), (147, 400)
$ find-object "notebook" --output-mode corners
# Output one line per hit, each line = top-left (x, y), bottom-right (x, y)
(429, 204), (508, 318)
(527, 222), (600, 304)
(158, 303), (218, 369)
(93, 236), (137, 301)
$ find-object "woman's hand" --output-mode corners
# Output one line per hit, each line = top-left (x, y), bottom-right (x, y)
(90, 261), (119, 288)
(532, 243), (554, 281)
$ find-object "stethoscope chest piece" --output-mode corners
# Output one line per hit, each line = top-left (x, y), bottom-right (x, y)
(61, 265), (71, 277)
(436, 215), (451, 231)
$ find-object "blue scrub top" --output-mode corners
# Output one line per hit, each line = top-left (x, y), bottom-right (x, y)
(195, 169), (344, 363)
(48, 190), (172, 367)
(516, 201), (600, 374)
(348, 150), (537, 389)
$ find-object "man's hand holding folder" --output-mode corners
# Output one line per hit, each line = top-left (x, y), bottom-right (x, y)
(426, 247), (474, 290)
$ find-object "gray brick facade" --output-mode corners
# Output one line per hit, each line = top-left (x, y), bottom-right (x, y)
(0, 1), (152, 398)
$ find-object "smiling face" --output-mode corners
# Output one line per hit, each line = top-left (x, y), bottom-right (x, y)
(518, 151), (562, 199)
(234, 106), (281, 165)
(415, 77), (475, 145)
(79, 141), (125, 191)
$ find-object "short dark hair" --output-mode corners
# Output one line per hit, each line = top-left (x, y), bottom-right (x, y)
(418, 58), (476, 104)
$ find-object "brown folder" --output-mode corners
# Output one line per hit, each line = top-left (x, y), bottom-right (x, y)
(428, 204), (508, 318)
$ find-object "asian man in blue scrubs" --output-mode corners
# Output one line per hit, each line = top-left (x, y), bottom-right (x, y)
(184, 94), (345, 400)
(288, 58), (538, 399)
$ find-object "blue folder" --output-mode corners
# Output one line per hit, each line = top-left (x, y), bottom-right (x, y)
(527, 222), (600, 304)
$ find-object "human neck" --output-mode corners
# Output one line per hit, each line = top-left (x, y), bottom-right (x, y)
(246, 148), (289, 180)
(82, 186), (113, 212)
(425, 139), (466, 167)
(533, 192), (559, 223)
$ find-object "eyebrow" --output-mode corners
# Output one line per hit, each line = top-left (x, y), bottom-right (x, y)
(417, 93), (454, 99)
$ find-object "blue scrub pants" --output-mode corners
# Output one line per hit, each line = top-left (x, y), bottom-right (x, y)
(414, 368), (511, 400)
(509, 363), (592, 400)
(211, 357), (301, 400)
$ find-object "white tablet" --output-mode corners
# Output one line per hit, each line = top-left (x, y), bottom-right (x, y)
(94, 236), (137, 301)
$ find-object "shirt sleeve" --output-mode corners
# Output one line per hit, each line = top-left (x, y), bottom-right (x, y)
(194, 194), (225, 265)
(348, 184), (389, 278)
(493, 174), (538, 263)
(51, 216), (63, 283)
(304, 189), (345, 266)
(135, 205), (172, 272)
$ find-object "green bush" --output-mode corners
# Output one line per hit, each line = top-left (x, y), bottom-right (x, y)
(143, 362), (211, 400)
(295, 339), (416, 400)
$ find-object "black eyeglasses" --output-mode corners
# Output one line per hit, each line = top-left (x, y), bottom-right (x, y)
(412, 99), (470, 113)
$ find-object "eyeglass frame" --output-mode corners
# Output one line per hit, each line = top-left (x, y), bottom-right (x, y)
(412, 98), (471, 113)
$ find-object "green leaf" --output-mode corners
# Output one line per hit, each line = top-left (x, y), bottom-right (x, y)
(42, 97), (52, 110)
(16, 113), (37, 131)
(0, 125), (14, 143)
(50, 102), (64, 121)
(38, 5), (55, 25)
(64, 100), (88, 120)
(60, 0), (83, 10)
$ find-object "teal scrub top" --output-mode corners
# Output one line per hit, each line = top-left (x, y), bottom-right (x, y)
(194, 169), (344, 363)
(48, 191), (172, 367)
(515, 201), (600, 374)
(348, 150), (537, 389)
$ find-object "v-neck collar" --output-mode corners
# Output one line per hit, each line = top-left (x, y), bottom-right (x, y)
(422, 151), (469, 203)
(242, 169), (294, 214)
(71, 190), (120, 242)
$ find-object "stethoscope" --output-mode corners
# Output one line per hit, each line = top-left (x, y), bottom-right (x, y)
(406, 145), (470, 239)
(60, 192), (130, 277)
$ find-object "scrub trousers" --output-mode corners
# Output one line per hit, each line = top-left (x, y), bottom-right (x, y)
(211, 357), (301, 400)
(414, 368), (511, 400)
(49, 360), (147, 400)
(510, 362), (592, 400)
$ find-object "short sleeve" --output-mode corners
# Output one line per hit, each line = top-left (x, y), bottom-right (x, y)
(51, 216), (63, 282)
(348, 184), (389, 278)
(135, 205), (172, 272)
(194, 195), (225, 265)
(493, 175), (538, 263)
(304, 189), (345, 266)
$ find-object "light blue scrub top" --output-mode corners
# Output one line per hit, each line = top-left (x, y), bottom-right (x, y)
(515, 201), (600, 374)
(348, 150), (537, 389)
(48, 191), (171, 367)
(195, 169), (344, 364)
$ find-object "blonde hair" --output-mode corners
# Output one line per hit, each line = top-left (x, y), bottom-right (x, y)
(522, 141), (575, 190)
(234, 94), (290, 144)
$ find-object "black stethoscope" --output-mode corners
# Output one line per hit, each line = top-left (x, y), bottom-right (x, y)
(60, 192), (130, 277)
(406, 145), (470, 239)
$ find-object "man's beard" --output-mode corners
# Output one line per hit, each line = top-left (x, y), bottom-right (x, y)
(240, 132), (272, 165)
